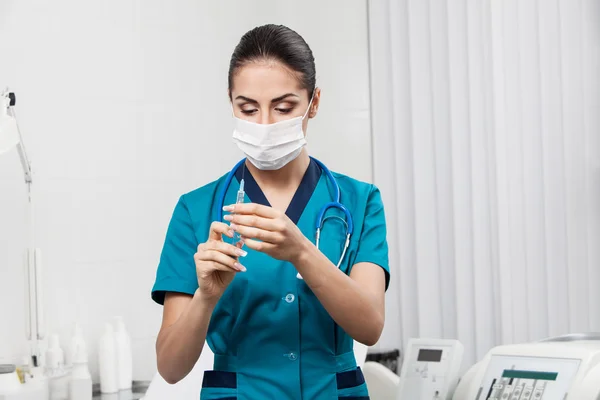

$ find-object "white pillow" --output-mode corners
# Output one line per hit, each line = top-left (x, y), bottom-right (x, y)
(354, 340), (369, 369)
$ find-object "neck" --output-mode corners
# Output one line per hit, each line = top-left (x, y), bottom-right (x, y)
(246, 149), (310, 190)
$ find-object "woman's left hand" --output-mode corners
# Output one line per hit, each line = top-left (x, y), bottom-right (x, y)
(223, 203), (309, 263)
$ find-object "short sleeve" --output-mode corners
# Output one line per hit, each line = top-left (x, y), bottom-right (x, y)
(352, 185), (391, 291)
(151, 195), (199, 305)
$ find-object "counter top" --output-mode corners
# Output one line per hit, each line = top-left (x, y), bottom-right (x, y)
(92, 389), (145, 400)
(92, 382), (149, 400)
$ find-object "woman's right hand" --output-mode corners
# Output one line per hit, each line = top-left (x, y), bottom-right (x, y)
(194, 221), (247, 304)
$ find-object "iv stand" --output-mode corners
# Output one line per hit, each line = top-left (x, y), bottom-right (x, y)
(2, 89), (45, 367)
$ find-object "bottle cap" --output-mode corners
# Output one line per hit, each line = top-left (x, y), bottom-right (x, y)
(72, 341), (88, 364)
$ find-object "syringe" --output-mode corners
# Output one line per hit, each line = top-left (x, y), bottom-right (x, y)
(232, 179), (245, 247)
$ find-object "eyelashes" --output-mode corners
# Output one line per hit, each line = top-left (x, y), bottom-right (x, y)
(240, 107), (293, 116)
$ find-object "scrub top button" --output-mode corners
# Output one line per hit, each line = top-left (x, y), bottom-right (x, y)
(284, 293), (295, 303)
(287, 352), (298, 361)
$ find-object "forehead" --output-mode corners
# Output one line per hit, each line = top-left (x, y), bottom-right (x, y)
(231, 60), (304, 98)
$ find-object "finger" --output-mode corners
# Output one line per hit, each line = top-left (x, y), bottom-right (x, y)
(198, 250), (246, 272)
(223, 203), (279, 218)
(230, 224), (282, 243)
(242, 238), (275, 253)
(209, 221), (235, 240)
(209, 261), (246, 274)
(223, 213), (283, 231)
(205, 240), (248, 258)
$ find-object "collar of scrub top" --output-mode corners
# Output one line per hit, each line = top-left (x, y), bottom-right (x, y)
(217, 157), (354, 271)
(233, 157), (322, 225)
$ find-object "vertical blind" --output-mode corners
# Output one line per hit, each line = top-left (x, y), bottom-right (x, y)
(368, 0), (600, 367)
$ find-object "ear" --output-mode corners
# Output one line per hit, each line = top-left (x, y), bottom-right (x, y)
(227, 89), (235, 115)
(309, 87), (321, 118)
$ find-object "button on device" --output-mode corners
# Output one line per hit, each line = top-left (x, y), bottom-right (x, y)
(284, 293), (295, 303)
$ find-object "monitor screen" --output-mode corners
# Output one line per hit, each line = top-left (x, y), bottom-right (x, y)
(417, 349), (443, 362)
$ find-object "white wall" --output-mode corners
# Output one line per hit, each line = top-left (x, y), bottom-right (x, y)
(0, 0), (372, 382)
(369, 0), (600, 369)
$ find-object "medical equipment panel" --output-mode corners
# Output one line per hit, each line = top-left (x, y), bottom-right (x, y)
(452, 334), (600, 400)
(397, 338), (464, 400)
(478, 355), (580, 400)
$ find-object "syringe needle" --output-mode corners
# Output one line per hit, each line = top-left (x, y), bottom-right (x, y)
(232, 179), (245, 247)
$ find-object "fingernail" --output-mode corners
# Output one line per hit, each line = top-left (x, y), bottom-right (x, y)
(236, 249), (248, 257)
(227, 229), (234, 237)
(224, 215), (233, 221)
(234, 262), (246, 272)
(222, 205), (234, 211)
(230, 223), (237, 230)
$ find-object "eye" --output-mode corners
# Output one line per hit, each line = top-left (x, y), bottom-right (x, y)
(274, 102), (296, 114)
(241, 109), (258, 115)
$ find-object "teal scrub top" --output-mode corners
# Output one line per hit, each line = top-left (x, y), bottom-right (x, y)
(152, 159), (390, 400)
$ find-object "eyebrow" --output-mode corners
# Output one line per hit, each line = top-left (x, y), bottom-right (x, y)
(235, 93), (300, 104)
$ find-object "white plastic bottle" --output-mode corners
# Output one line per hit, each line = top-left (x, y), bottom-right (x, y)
(113, 316), (132, 390)
(69, 329), (92, 400)
(68, 323), (85, 367)
(45, 334), (65, 371)
(98, 323), (119, 393)
(46, 334), (69, 400)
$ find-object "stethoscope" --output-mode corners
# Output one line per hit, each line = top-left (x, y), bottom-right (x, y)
(216, 157), (354, 277)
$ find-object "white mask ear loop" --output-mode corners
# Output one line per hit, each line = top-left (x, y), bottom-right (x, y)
(302, 89), (316, 120)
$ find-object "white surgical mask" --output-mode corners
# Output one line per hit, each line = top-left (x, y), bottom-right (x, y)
(232, 94), (314, 170)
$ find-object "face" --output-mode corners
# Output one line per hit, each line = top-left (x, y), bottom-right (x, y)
(230, 60), (320, 133)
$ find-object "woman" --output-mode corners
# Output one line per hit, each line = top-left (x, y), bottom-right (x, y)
(152, 24), (390, 400)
